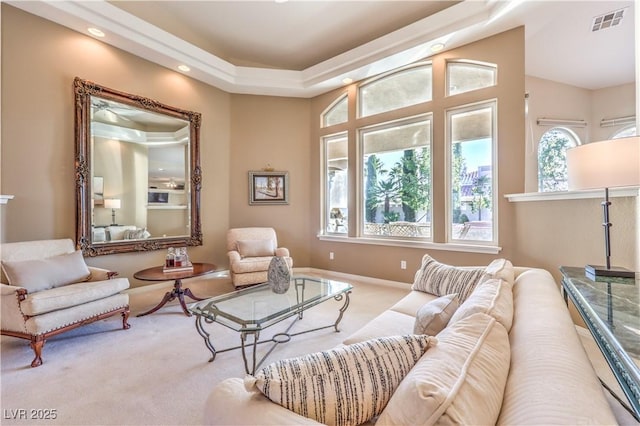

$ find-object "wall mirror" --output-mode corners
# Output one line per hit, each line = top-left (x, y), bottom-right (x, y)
(74, 77), (202, 256)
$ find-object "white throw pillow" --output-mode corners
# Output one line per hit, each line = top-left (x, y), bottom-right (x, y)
(412, 255), (485, 302)
(1, 250), (90, 293)
(237, 239), (275, 258)
(413, 294), (459, 336)
(450, 278), (514, 332)
(246, 335), (436, 426)
(377, 313), (510, 425)
(483, 258), (515, 286)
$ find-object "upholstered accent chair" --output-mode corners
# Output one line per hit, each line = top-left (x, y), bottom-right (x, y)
(0, 239), (131, 367)
(226, 227), (293, 288)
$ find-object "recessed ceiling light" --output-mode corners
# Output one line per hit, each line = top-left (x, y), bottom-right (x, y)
(342, 78), (353, 85)
(178, 65), (191, 72)
(275, 0), (288, 3)
(88, 28), (105, 38)
(430, 43), (445, 53)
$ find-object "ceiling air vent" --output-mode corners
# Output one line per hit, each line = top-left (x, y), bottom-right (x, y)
(591, 8), (625, 32)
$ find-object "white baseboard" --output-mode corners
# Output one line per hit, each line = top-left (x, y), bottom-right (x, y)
(293, 267), (411, 290)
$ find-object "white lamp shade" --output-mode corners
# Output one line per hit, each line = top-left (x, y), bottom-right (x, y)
(104, 198), (121, 209)
(567, 136), (640, 190)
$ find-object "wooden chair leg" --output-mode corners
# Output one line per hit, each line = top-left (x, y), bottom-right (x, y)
(122, 309), (131, 329)
(29, 338), (45, 367)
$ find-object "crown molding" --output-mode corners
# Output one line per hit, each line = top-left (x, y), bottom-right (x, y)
(8, 0), (499, 98)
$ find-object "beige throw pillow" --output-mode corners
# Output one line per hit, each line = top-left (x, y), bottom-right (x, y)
(411, 255), (485, 302)
(450, 277), (514, 332)
(246, 335), (436, 426)
(1, 250), (91, 293)
(237, 239), (275, 258)
(413, 294), (459, 336)
(376, 313), (511, 425)
(483, 258), (515, 286)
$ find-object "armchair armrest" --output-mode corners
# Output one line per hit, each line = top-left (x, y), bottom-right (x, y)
(1, 283), (28, 333)
(87, 267), (118, 281)
(275, 247), (290, 257)
(227, 251), (242, 263)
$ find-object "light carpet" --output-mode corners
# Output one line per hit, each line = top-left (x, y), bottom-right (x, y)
(0, 271), (410, 425)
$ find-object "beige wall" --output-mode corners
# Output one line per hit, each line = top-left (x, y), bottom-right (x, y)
(524, 77), (635, 192)
(228, 94), (312, 266)
(0, 5), (231, 286)
(1, 6), (637, 291)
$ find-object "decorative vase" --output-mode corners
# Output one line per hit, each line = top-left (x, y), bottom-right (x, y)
(267, 256), (290, 294)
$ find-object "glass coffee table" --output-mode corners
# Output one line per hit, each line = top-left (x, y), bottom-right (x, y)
(190, 276), (352, 374)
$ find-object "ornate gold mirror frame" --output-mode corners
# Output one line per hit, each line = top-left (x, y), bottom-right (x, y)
(74, 77), (202, 256)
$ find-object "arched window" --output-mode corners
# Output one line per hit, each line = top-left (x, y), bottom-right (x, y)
(359, 63), (432, 117)
(537, 128), (580, 192)
(612, 125), (636, 139)
(321, 95), (348, 128)
(446, 60), (497, 96)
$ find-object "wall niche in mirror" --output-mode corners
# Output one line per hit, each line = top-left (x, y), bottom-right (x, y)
(74, 77), (202, 256)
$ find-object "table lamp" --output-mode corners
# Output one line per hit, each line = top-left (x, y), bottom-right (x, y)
(567, 136), (639, 279)
(104, 198), (121, 225)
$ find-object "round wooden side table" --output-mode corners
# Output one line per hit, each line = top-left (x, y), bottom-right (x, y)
(134, 262), (217, 317)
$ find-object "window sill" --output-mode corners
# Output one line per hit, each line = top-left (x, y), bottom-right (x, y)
(0, 195), (14, 204)
(317, 234), (501, 254)
(505, 187), (639, 202)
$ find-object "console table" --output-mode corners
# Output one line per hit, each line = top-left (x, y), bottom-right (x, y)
(560, 266), (640, 420)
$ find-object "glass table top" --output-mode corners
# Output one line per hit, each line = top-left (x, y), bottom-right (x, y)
(190, 275), (353, 332)
(560, 266), (639, 359)
(560, 266), (640, 420)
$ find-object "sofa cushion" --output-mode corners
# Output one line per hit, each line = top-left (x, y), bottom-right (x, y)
(413, 293), (459, 335)
(246, 335), (435, 426)
(411, 255), (485, 302)
(24, 292), (129, 335)
(123, 227), (150, 240)
(20, 277), (130, 316)
(342, 310), (416, 345)
(230, 256), (275, 274)
(1, 250), (90, 293)
(106, 225), (137, 241)
(450, 277), (514, 332)
(237, 239), (275, 258)
(376, 313), (510, 425)
(388, 290), (438, 317)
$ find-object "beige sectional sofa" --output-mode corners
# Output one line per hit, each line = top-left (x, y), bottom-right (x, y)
(204, 259), (617, 425)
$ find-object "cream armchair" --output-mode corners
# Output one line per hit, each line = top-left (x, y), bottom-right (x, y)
(1, 239), (130, 367)
(227, 227), (293, 287)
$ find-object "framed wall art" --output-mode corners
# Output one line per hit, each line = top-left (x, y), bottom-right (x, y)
(249, 171), (289, 205)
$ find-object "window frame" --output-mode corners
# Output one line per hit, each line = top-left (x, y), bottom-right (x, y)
(446, 99), (498, 245)
(537, 127), (580, 193)
(357, 113), (433, 240)
(321, 132), (349, 235)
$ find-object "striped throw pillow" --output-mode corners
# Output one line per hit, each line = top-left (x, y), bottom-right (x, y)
(411, 255), (485, 302)
(245, 335), (435, 426)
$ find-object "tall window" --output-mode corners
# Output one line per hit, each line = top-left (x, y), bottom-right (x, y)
(448, 102), (496, 243)
(361, 116), (432, 238)
(359, 63), (432, 117)
(319, 57), (501, 248)
(537, 128), (579, 192)
(323, 133), (348, 234)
